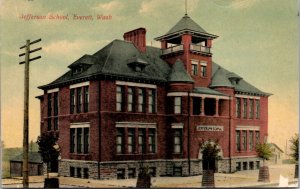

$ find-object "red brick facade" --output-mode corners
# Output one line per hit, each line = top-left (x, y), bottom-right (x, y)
(38, 16), (270, 180)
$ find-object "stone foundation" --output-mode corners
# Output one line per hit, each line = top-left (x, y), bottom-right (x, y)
(59, 157), (262, 180)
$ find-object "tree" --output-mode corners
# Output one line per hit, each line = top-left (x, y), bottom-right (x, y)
(200, 139), (221, 187)
(37, 131), (60, 178)
(289, 134), (299, 178)
(256, 142), (273, 182)
(256, 142), (273, 165)
(289, 134), (299, 163)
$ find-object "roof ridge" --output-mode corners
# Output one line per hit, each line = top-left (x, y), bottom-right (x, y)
(101, 40), (115, 72)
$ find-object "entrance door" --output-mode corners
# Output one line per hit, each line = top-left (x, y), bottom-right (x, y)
(202, 158), (217, 172)
(50, 160), (58, 172)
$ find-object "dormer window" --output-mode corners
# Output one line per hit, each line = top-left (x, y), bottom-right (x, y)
(127, 57), (149, 72)
(227, 72), (242, 85)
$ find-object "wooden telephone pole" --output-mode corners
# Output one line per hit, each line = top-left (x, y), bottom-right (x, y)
(19, 39), (42, 188)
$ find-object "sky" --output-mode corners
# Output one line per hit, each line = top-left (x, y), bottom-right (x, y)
(0, 0), (299, 154)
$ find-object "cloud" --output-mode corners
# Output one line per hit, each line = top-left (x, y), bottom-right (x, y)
(210, 0), (258, 10)
(44, 40), (92, 56)
(92, 1), (124, 11)
(139, 0), (199, 16)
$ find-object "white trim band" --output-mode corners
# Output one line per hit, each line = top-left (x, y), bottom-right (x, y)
(70, 122), (90, 128)
(70, 81), (90, 89)
(171, 123), (184, 129)
(115, 122), (157, 128)
(190, 93), (229, 100)
(47, 88), (59, 93)
(236, 125), (260, 131)
(235, 94), (260, 99)
(167, 92), (188, 97)
(116, 81), (156, 89)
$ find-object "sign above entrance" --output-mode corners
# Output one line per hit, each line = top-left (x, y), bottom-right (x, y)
(196, 125), (224, 132)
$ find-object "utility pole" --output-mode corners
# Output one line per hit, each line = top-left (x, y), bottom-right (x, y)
(19, 39), (42, 188)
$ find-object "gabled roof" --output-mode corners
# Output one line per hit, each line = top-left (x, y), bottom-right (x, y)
(270, 143), (284, 153)
(168, 59), (194, 83)
(155, 14), (218, 41)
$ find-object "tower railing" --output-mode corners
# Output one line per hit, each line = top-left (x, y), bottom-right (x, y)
(190, 44), (211, 54)
(161, 44), (184, 55)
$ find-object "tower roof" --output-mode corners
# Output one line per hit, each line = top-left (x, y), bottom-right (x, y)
(168, 59), (194, 83)
(155, 15), (218, 41)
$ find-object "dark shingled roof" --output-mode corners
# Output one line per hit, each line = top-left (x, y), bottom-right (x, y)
(211, 62), (271, 96)
(39, 39), (270, 97)
(155, 15), (218, 41)
(168, 59), (194, 83)
(68, 54), (96, 68)
(10, 152), (42, 163)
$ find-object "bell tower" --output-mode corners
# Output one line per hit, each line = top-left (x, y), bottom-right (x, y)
(155, 14), (218, 87)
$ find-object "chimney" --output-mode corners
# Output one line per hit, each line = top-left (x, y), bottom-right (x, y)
(123, 28), (146, 53)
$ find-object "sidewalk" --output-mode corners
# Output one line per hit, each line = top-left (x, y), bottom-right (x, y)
(2, 164), (299, 188)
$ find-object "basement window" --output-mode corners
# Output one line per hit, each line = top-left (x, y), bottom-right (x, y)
(173, 167), (182, 176)
(117, 169), (125, 179)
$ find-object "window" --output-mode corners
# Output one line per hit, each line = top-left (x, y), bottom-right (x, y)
(243, 98), (247, 119)
(128, 168), (136, 178)
(70, 167), (75, 177)
(236, 162), (241, 171)
(83, 168), (89, 179)
(242, 131), (247, 151)
(47, 118), (51, 131)
(48, 93), (52, 116)
(77, 168), (82, 178)
(255, 131), (260, 144)
(249, 131), (253, 151)
(255, 100), (260, 119)
(256, 161), (260, 169)
(191, 63), (198, 76)
(116, 128), (124, 154)
(173, 167), (182, 176)
(174, 97), (182, 114)
(138, 129), (146, 154)
(84, 86), (89, 112)
(148, 167), (156, 177)
(84, 127), (89, 153)
(116, 86), (124, 112)
(70, 128), (75, 153)
(117, 169), (125, 179)
(236, 98), (241, 118)
(70, 127), (90, 154)
(249, 99), (254, 119)
(243, 162), (248, 170)
(77, 128), (82, 153)
(192, 97), (202, 115)
(128, 128), (135, 154)
(148, 129), (156, 153)
(70, 89), (75, 114)
(173, 129), (182, 153)
(148, 89), (156, 113)
(54, 117), (58, 131)
(200, 62), (207, 77)
(77, 88), (82, 113)
(249, 162), (254, 170)
(138, 88), (146, 112)
(54, 92), (58, 116)
(236, 130), (241, 151)
(127, 87), (135, 112)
